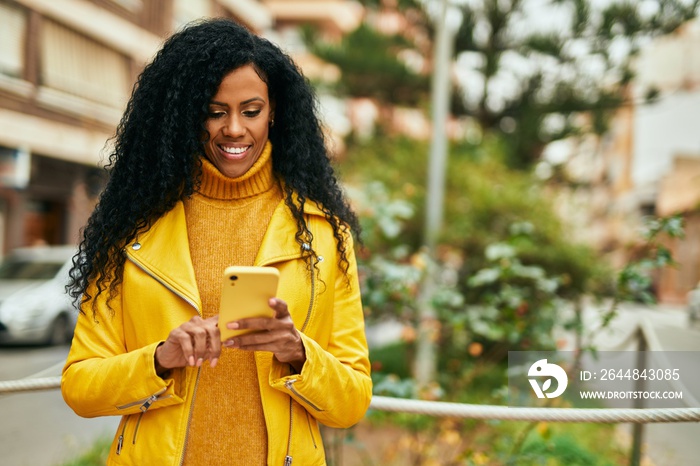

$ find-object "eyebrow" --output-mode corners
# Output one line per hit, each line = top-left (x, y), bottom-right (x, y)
(209, 97), (266, 106)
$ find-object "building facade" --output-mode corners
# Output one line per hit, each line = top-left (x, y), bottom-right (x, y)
(0, 0), (363, 253)
(549, 18), (700, 304)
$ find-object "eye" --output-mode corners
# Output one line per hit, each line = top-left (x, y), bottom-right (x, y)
(242, 109), (262, 118)
(207, 111), (226, 119)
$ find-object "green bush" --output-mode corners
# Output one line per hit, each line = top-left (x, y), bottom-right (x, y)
(59, 436), (111, 466)
(342, 134), (605, 298)
(519, 431), (622, 466)
(343, 134), (608, 365)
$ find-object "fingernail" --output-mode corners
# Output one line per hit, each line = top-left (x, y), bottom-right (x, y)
(227, 322), (239, 329)
(224, 339), (234, 347)
(188, 356), (195, 366)
(210, 358), (218, 368)
(197, 357), (204, 367)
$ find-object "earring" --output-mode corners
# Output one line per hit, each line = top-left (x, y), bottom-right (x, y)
(269, 119), (275, 127)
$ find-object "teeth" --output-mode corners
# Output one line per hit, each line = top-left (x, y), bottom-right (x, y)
(221, 146), (248, 155)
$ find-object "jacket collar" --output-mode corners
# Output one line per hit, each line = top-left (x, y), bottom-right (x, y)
(124, 198), (327, 310)
(255, 198), (325, 266)
(124, 202), (201, 311)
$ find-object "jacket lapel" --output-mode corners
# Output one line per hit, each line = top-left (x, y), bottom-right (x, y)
(125, 202), (202, 312)
(255, 198), (327, 266)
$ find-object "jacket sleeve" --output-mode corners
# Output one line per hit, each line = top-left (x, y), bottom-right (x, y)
(269, 234), (372, 428)
(61, 282), (187, 418)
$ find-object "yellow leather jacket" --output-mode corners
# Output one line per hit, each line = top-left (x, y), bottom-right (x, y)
(62, 200), (372, 466)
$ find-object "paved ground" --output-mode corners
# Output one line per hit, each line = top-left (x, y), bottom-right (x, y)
(0, 345), (119, 466)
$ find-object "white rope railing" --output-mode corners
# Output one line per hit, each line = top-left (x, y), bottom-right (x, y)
(2, 376), (699, 424)
(3, 313), (699, 431)
(369, 396), (700, 423)
(0, 376), (62, 394)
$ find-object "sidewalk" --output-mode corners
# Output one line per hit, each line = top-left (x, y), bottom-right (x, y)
(581, 304), (700, 466)
(0, 346), (119, 466)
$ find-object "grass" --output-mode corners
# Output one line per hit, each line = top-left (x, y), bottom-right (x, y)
(58, 436), (111, 466)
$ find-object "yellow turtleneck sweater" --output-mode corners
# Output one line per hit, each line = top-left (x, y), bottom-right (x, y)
(183, 142), (283, 465)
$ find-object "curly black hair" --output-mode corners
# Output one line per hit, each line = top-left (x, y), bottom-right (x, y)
(68, 18), (360, 316)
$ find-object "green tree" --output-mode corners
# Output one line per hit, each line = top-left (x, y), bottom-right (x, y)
(451, 0), (699, 168)
(343, 0), (699, 168)
(307, 23), (430, 106)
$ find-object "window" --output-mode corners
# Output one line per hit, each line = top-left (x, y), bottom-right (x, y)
(0, 1), (27, 78)
(40, 20), (129, 108)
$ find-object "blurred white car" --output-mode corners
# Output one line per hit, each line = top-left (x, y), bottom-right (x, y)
(0, 245), (78, 345)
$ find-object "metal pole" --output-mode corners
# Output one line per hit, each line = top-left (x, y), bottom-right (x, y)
(424, 0), (453, 250)
(414, 0), (457, 388)
(630, 329), (647, 466)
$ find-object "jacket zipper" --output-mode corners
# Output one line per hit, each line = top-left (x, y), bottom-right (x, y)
(305, 411), (318, 449)
(285, 379), (323, 411)
(131, 391), (161, 446)
(115, 388), (169, 454)
(126, 255), (199, 311)
(179, 367), (201, 466)
(132, 412), (144, 445)
(282, 254), (317, 465)
(116, 415), (128, 455)
(284, 398), (293, 466)
(116, 387), (169, 411)
(126, 253), (203, 465)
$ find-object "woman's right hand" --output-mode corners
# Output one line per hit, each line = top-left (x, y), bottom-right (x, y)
(154, 316), (221, 373)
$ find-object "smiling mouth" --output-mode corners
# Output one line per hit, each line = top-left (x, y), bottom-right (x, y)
(220, 145), (251, 155)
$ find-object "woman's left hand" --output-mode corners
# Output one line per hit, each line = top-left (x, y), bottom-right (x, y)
(223, 297), (306, 372)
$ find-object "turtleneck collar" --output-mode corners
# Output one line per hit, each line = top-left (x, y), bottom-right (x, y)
(197, 141), (276, 200)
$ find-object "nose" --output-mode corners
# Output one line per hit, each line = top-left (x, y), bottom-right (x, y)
(222, 114), (245, 138)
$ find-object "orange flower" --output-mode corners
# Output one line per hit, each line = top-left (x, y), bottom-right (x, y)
(468, 342), (483, 357)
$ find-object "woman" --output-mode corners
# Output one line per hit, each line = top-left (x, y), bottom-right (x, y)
(62, 18), (371, 466)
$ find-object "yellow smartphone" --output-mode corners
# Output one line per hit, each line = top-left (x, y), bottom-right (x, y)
(218, 266), (280, 341)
